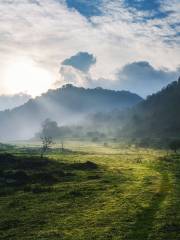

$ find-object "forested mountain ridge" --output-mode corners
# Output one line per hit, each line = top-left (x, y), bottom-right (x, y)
(0, 84), (142, 140)
(123, 77), (180, 139)
(40, 84), (142, 112)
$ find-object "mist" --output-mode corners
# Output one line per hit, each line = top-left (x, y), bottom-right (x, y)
(0, 84), (142, 141)
(0, 93), (31, 111)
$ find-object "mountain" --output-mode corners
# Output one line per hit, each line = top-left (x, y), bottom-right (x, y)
(0, 93), (31, 111)
(122, 77), (180, 139)
(0, 84), (142, 140)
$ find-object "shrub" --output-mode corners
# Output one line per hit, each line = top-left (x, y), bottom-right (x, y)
(169, 139), (180, 153)
(72, 161), (98, 170)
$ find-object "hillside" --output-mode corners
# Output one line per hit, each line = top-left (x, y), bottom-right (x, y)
(0, 84), (142, 140)
(123, 77), (180, 139)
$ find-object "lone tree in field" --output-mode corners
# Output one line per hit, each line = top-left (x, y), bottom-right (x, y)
(40, 136), (53, 158)
(169, 140), (180, 153)
(60, 139), (64, 152)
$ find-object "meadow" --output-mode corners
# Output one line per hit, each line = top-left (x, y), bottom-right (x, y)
(0, 141), (180, 240)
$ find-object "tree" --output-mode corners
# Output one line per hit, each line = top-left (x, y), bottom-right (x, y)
(60, 139), (64, 152)
(169, 140), (180, 153)
(40, 136), (53, 158)
(41, 119), (60, 139)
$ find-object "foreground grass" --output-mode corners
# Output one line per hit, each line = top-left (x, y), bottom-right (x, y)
(0, 144), (180, 239)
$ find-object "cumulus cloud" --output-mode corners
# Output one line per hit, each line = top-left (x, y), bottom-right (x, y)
(57, 52), (96, 88)
(92, 61), (180, 97)
(62, 52), (96, 73)
(59, 65), (92, 87)
(0, 0), (179, 96)
(115, 61), (180, 97)
(59, 55), (180, 97)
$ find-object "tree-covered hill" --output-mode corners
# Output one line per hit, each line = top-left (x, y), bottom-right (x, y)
(123, 77), (180, 139)
(0, 85), (142, 140)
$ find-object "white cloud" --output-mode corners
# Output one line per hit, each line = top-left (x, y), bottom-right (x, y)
(0, 0), (179, 96)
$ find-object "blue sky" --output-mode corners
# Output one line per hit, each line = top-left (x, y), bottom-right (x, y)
(65, 0), (164, 17)
(66, 0), (102, 17)
(65, 0), (175, 21)
(0, 0), (179, 97)
(65, 0), (163, 16)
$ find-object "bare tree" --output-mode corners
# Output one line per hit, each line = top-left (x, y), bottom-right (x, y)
(61, 139), (64, 152)
(40, 136), (53, 158)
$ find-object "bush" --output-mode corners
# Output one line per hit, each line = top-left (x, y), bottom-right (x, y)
(169, 139), (180, 153)
(72, 161), (98, 170)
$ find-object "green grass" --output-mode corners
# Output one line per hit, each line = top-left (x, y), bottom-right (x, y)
(0, 142), (180, 239)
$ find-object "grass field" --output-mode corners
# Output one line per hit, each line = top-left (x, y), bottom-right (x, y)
(0, 141), (180, 240)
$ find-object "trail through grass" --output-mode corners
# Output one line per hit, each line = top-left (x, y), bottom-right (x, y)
(0, 144), (180, 239)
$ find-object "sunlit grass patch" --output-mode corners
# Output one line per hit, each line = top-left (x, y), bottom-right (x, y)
(0, 143), (180, 239)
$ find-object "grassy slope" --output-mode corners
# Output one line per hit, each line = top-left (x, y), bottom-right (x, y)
(0, 143), (180, 240)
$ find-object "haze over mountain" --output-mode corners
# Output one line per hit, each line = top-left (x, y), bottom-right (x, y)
(0, 93), (31, 111)
(87, 77), (180, 143)
(0, 84), (142, 141)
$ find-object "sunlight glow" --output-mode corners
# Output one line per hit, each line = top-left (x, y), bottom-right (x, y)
(4, 57), (53, 97)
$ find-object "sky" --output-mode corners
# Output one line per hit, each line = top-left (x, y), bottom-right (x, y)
(0, 0), (180, 97)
